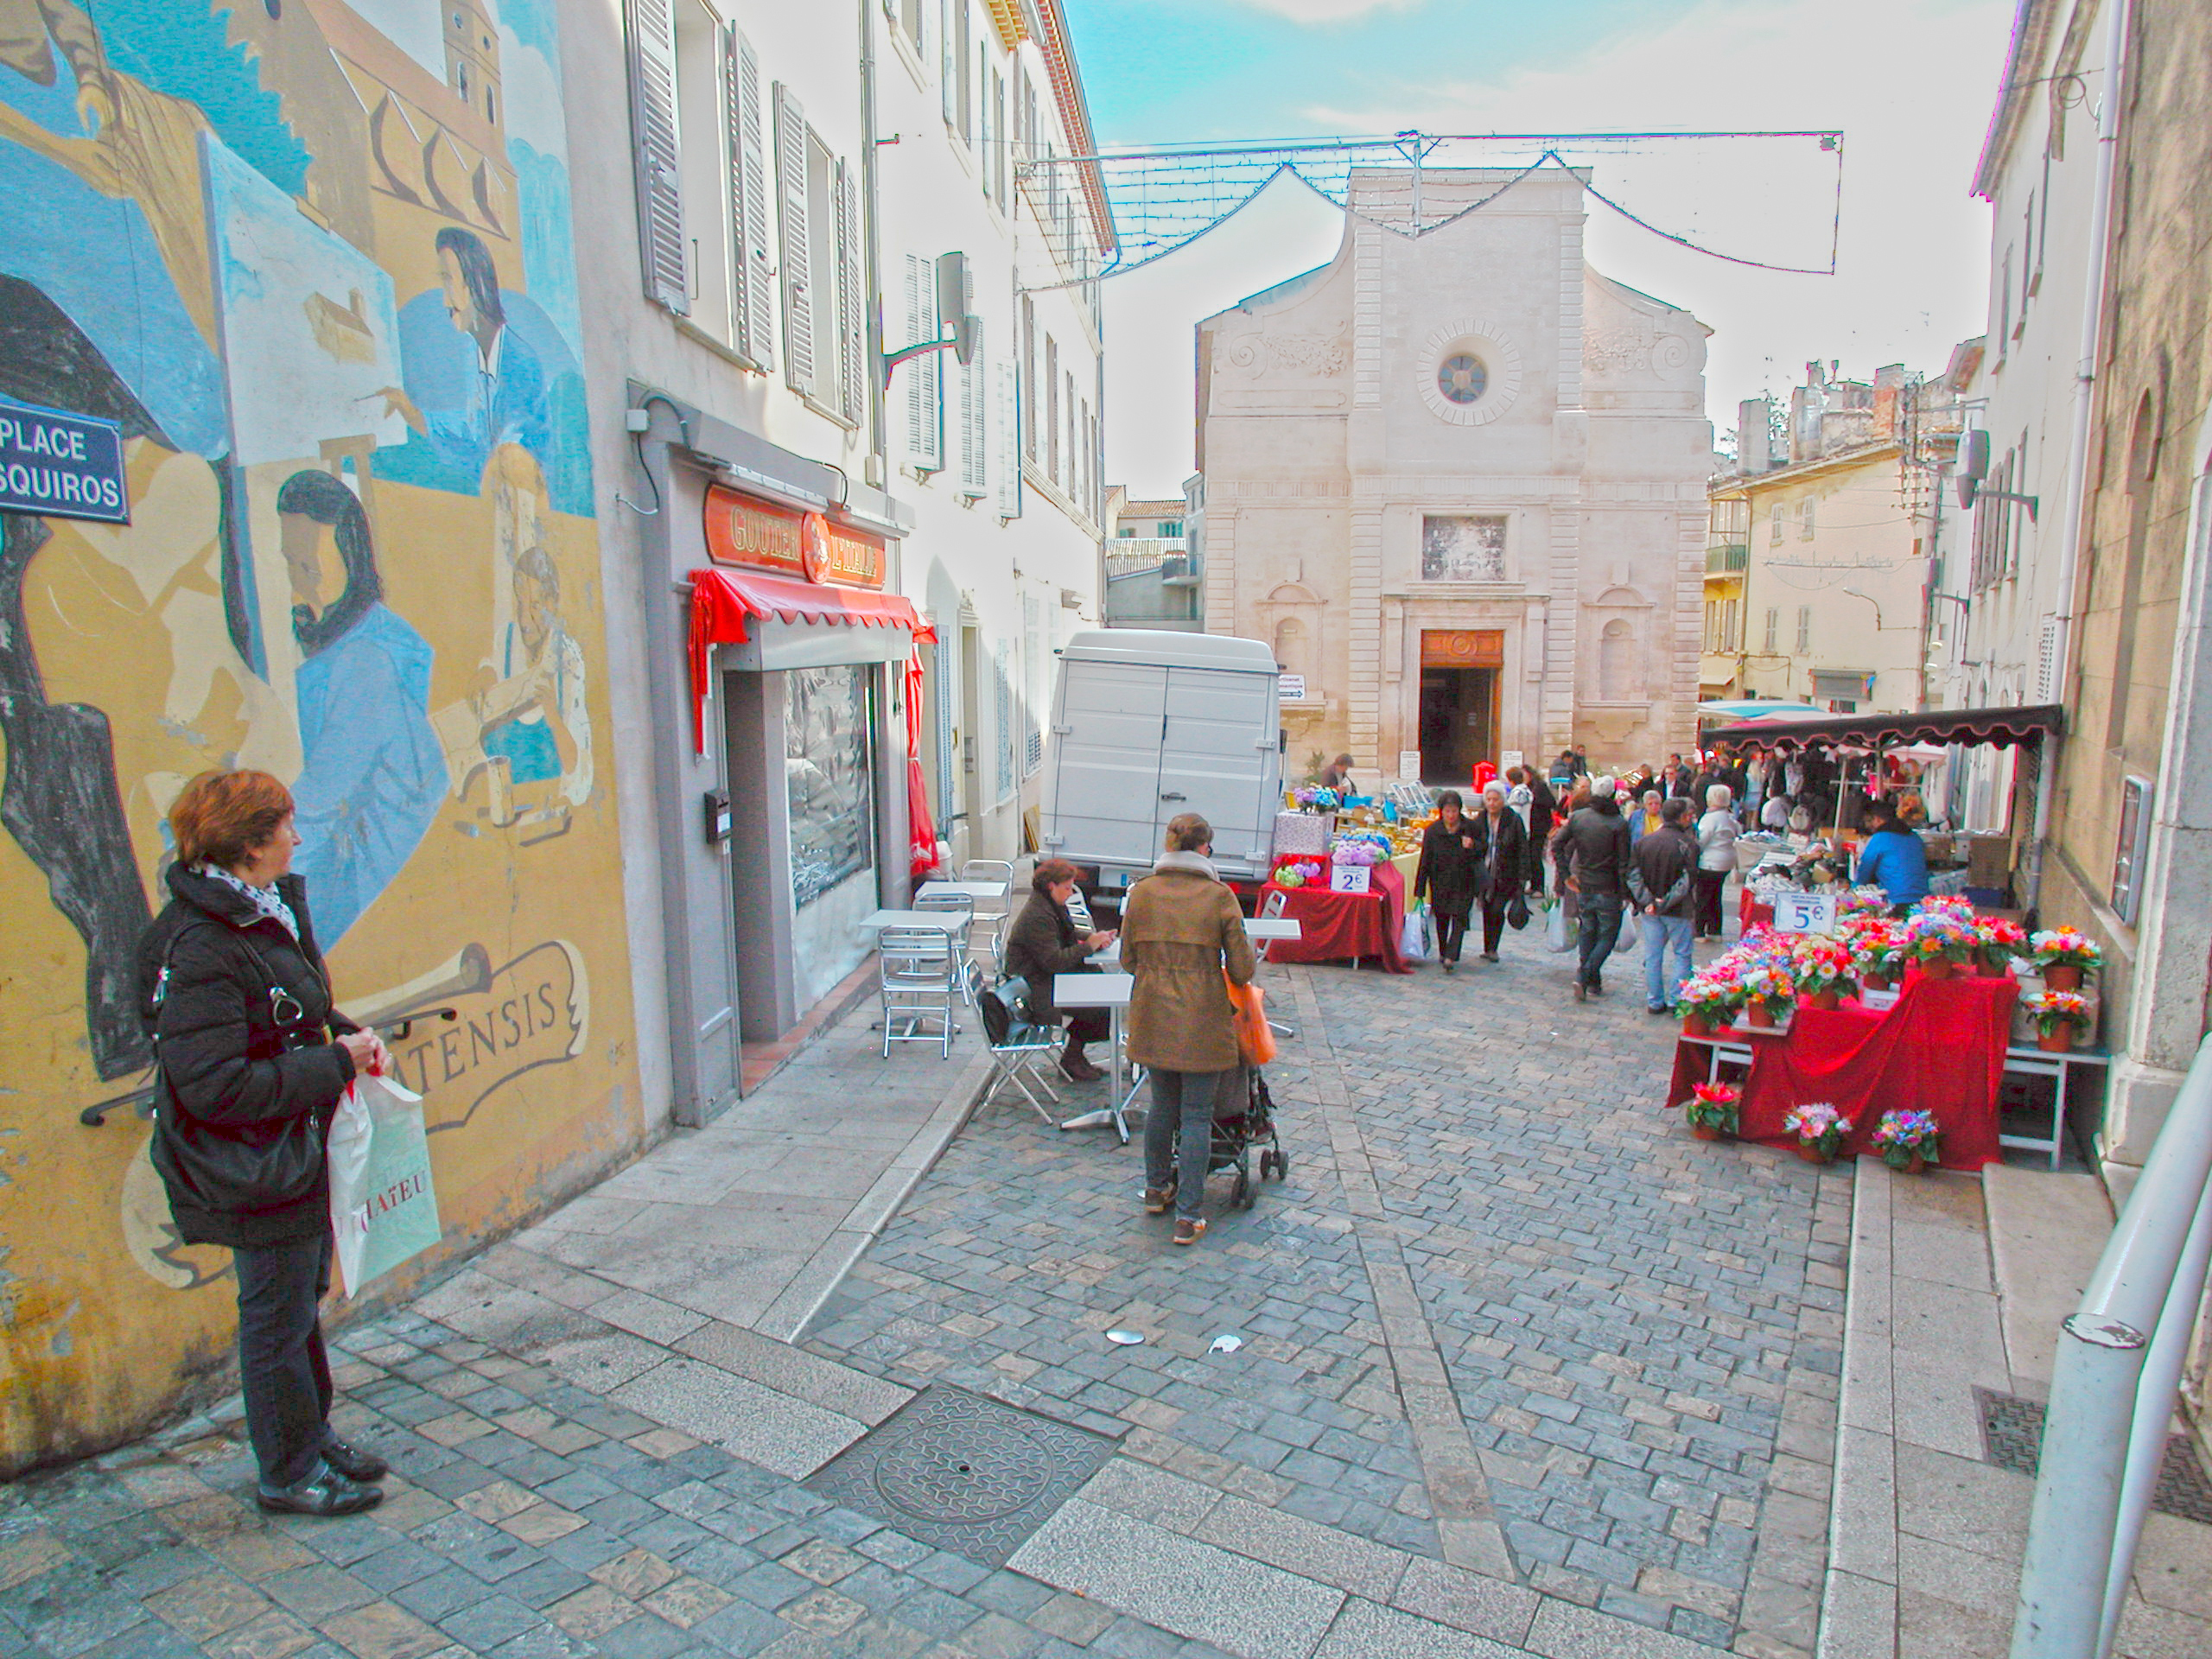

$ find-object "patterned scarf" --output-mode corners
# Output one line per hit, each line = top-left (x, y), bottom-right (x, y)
(199, 863), (301, 940)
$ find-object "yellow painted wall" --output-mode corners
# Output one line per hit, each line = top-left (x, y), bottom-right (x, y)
(0, 0), (645, 1471)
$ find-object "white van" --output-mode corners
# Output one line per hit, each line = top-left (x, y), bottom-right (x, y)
(1041, 628), (1283, 889)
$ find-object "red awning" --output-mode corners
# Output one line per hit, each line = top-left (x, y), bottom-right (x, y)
(688, 566), (934, 750)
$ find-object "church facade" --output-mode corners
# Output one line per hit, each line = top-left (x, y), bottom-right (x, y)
(1195, 168), (1713, 782)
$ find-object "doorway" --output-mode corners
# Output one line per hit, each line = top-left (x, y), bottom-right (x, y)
(1419, 667), (1497, 785)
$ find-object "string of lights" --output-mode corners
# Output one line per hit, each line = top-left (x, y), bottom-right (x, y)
(1017, 129), (1846, 291)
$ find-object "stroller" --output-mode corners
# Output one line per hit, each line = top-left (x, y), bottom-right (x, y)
(1176, 1066), (1287, 1210)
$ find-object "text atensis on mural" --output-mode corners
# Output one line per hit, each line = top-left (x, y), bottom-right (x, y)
(0, 397), (130, 524)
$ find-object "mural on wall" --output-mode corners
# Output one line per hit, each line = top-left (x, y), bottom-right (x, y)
(0, 0), (632, 1472)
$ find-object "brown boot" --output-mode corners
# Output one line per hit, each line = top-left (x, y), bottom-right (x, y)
(1059, 1041), (1104, 1083)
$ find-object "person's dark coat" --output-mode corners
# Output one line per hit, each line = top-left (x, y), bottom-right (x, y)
(1004, 889), (1097, 1026)
(1414, 816), (1481, 912)
(1628, 823), (1700, 918)
(137, 864), (359, 1249)
(1467, 807), (1528, 902)
(1562, 798), (1632, 899)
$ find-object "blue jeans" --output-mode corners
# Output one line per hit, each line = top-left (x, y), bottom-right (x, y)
(1144, 1069), (1232, 1220)
(1641, 912), (1694, 1008)
(1576, 893), (1624, 988)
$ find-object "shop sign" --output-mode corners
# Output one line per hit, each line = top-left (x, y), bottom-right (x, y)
(0, 398), (129, 524)
(1771, 891), (1840, 935)
(703, 485), (884, 588)
(1420, 628), (1504, 668)
(1330, 864), (1371, 893)
(1279, 673), (1306, 702)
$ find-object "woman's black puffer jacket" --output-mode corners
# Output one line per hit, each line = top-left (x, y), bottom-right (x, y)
(137, 864), (359, 1248)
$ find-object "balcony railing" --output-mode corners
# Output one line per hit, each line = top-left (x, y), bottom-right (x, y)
(1706, 544), (1750, 575)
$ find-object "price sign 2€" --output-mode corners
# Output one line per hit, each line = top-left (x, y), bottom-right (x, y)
(1773, 892), (1840, 935)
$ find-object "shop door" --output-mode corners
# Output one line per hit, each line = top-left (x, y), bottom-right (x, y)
(1155, 666), (1274, 866)
(1417, 667), (1498, 785)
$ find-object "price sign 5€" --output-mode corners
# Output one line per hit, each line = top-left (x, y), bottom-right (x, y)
(1773, 892), (1840, 935)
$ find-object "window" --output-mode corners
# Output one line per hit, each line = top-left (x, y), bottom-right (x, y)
(1795, 606), (1811, 652)
(988, 67), (1007, 207)
(1770, 503), (1784, 544)
(1044, 334), (1059, 482)
(957, 319), (988, 498)
(944, 0), (970, 143)
(1798, 497), (1815, 540)
(898, 0), (925, 53)
(901, 253), (941, 470)
(1721, 599), (1738, 653)
(994, 355), (1020, 518)
(993, 638), (1015, 799)
(1021, 593), (1043, 775)
(785, 665), (874, 908)
(1763, 608), (1778, 652)
(769, 95), (859, 421)
(2112, 775), (2152, 924)
(1999, 247), (2013, 355)
(1160, 520), (1183, 538)
(1020, 296), (1036, 461)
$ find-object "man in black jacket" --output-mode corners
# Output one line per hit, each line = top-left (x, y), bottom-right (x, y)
(1628, 798), (1700, 1013)
(1523, 771), (1558, 893)
(1562, 779), (1632, 1001)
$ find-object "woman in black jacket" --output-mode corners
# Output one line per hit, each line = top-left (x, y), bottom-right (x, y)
(1002, 859), (1116, 1080)
(1413, 790), (1480, 971)
(1466, 782), (1529, 963)
(140, 771), (390, 1516)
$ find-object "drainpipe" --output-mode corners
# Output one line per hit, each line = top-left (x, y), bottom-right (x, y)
(2029, 0), (2132, 908)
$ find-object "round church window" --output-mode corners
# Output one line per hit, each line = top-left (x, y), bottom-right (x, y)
(1437, 353), (1488, 405)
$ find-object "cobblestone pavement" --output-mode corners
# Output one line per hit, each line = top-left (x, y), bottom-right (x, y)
(802, 925), (1851, 1654)
(0, 917), (1851, 1659)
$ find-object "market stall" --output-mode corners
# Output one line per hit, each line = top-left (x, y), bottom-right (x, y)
(1260, 861), (1412, 973)
(1263, 784), (1429, 974)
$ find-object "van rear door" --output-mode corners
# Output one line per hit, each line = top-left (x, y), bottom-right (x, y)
(1046, 658), (1166, 868)
(1155, 666), (1274, 873)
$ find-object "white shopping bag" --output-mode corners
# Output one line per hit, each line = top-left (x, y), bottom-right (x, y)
(1399, 902), (1433, 962)
(1547, 894), (1571, 951)
(327, 1071), (442, 1296)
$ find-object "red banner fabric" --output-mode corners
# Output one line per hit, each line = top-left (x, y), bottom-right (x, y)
(1666, 968), (2018, 1170)
(1258, 860), (1413, 974)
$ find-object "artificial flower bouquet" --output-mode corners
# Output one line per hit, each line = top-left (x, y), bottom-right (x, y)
(1330, 839), (1382, 867)
(1292, 785), (1342, 812)
(1870, 1109), (1942, 1172)
(1898, 906), (1980, 974)
(1271, 857), (1326, 888)
(1676, 969), (1746, 1034)
(1842, 914), (1908, 989)
(1783, 1101), (1853, 1162)
(1977, 917), (2029, 974)
(1734, 957), (1797, 1026)
(1684, 1082), (1740, 1139)
(2029, 928), (2102, 989)
(1790, 937), (1858, 1007)
(2023, 988), (2092, 1050)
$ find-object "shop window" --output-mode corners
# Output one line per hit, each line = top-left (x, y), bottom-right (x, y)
(785, 664), (874, 908)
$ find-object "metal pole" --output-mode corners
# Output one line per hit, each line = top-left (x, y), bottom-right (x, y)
(2097, 1182), (2212, 1656)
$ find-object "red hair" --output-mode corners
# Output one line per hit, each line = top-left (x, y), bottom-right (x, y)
(169, 770), (294, 868)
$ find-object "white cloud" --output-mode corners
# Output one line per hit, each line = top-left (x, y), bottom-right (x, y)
(1230, 0), (1417, 21)
(1103, 0), (2010, 493)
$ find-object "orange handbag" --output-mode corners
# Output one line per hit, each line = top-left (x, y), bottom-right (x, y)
(1226, 976), (1278, 1067)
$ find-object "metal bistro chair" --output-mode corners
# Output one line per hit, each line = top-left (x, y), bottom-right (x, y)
(913, 891), (979, 1003)
(877, 926), (961, 1058)
(976, 974), (1061, 1122)
(959, 858), (1016, 966)
(1255, 887), (1300, 1041)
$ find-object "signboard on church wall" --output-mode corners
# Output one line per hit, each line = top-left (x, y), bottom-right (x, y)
(1420, 629), (1505, 668)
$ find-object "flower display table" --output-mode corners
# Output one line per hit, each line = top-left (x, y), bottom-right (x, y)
(1666, 967), (2018, 1170)
(1259, 860), (1412, 974)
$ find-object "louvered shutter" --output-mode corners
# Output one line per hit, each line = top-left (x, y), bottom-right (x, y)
(626, 0), (687, 313)
(774, 84), (813, 393)
(940, 0), (957, 125)
(994, 356), (1020, 518)
(2037, 617), (2062, 702)
(728, 30), (772, 370)
(836, 160), (866, 425)
(903, 254), (941, 471)
(959, 320), (987, 496)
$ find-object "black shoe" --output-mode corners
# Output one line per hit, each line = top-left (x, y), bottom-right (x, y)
(321, 1434), (388, 1482)
(1574, 982), (1587, 1003)
(257, 1465), (383, 1516)
(1482, 952), (1500, 963)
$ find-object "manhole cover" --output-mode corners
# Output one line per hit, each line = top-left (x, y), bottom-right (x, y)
(805, 1386), (1117, 1566)
(1978, 1389), (2212, 1524)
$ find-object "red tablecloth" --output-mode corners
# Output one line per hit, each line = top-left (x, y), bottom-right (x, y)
(1261, 861), (1411, 974)
(1740, 890), (1774, 931)
(1666, 968), (2018, 1169)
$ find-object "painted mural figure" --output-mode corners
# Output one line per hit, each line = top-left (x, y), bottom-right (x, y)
(378, 226), (589, 513)
(276, 469), (445, 944)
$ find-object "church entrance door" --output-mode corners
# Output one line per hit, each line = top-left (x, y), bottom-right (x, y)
(1418, 667), (1497, 785)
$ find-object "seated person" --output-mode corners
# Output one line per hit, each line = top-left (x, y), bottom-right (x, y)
(1853, 800), (1930, 913)
(1004, 859), (1116, 1082)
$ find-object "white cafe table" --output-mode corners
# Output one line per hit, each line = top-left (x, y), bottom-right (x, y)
(1052, 972), (1141, 1142)
(857, 909), (966, 934)
(916, 880), (1010, 902)
(1245, 918), (1303, 943)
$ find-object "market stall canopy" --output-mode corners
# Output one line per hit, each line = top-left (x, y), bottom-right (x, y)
(1702, 703), (2064, 753)
(687, 566), (934, 750)
(1696, 699), (1829, 723)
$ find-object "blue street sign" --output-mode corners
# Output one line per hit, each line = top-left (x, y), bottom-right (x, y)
(0, 398), (130, 524)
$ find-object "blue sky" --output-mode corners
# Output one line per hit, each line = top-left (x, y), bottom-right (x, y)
(1062, 0), (2012, 494)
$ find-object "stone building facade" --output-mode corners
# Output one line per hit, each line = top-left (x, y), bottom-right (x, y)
(1196, 168), (1712, 782)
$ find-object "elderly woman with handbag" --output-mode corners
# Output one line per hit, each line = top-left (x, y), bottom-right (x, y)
(1122, 813), (1258, 1246)
(139, 770), (391, 1516)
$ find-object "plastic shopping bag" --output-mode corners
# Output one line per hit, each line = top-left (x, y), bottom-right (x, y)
(1547, 893), (1573, 952)
(1226, 976), (1278, 1066)
(327, 1071), (442, 1297)
(1400, 902), (1433, 963)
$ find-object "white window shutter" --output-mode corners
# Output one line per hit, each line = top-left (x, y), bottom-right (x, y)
(773, 84), (812, 393)
(995, 639), (1014, 798)
(2037, 617), (2061, 702)
(836, 160), (866, 425)
(994, 356), (1020, 518)
(626, 0), (687, 313)
(959, 320), (987, 496)
(940, 0), (957, 126)
(903, 254), (941, 470)
(728, 30), (772, 371)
